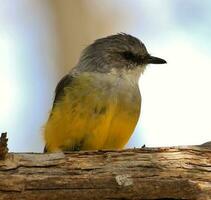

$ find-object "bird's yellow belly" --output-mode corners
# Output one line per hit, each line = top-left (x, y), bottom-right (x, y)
(44, 73), (141, 152)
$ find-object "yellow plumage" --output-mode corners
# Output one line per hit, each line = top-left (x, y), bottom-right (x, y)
(44, 72), (141, 152)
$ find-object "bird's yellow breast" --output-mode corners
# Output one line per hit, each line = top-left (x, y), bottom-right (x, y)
(44, 72), (141, 152)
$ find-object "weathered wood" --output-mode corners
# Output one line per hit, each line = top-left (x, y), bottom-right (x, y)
(0, 133), (8, 160)
(0, 145), (210, 200)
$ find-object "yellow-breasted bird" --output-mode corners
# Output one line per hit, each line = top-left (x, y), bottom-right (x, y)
(44, 33), (166, 152)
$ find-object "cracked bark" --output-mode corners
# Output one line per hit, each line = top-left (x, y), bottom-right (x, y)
(0, 145), (210, 200)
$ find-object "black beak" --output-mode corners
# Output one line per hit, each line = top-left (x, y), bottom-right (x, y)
(147, 56), (167, 64)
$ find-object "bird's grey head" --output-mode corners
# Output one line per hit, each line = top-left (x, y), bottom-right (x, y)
(76, 33), (166, 74)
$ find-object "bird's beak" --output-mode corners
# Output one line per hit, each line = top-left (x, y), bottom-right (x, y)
(147, 56), (167, 64)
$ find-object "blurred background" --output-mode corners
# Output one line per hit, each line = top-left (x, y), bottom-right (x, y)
(0, 0), (211, 152)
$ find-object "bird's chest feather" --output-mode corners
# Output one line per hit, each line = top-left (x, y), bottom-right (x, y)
(77, 72), (141, 118)
(69, 72), (142, 149)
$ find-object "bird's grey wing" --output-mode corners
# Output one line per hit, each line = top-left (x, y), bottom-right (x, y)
(44, 74), (73, 153)
(52, 74), (73, 108)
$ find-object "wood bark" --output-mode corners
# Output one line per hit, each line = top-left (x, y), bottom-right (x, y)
(0, 146), (210, 200)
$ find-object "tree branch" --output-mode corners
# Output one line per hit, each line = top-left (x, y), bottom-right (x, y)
(0, 138), (210, 199)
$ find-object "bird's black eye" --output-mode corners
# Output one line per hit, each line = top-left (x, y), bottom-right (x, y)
(121, 51), (135, 60)
(120, 51), (142, 64)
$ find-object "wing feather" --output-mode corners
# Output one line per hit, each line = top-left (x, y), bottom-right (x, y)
(53, 74), (73, 107)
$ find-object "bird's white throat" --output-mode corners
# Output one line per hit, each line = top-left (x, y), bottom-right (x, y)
(109, 65), (146, 84)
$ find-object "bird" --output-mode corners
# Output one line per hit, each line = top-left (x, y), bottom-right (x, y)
(43, 33), (166, 152)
